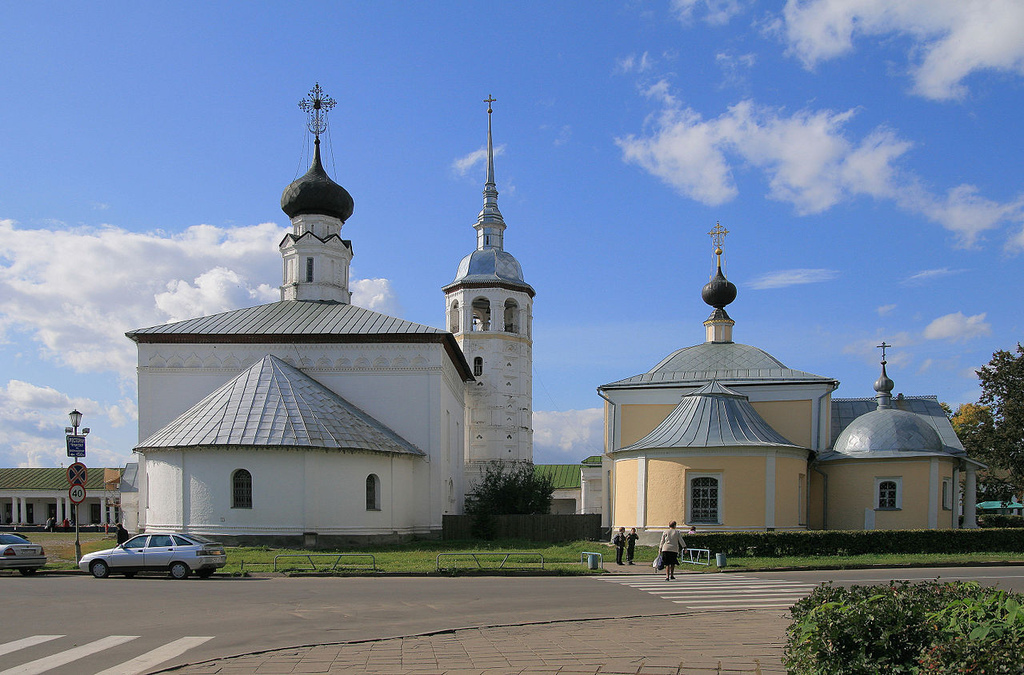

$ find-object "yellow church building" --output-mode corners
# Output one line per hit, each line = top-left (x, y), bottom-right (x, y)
(598, 226), (981, 539)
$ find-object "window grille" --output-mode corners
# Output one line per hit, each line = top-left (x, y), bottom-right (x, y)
(878, 480), (898, 509)
(690, 476), (719, 523)
(232, 469), (252, 509)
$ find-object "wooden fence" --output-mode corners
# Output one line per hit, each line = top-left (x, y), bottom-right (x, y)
(442, 514), (603, 542)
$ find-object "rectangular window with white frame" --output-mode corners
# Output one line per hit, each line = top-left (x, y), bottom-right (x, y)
(688, 473), (723, 525)
(875, 477), (902, 510)
(942, 478), (952, 510)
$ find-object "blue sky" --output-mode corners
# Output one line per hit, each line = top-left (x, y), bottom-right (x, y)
(2, 1), (1022, 469)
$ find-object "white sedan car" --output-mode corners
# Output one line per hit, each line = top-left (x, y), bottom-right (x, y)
(79, 532), (227, 579)
(0, 533), (47, 575)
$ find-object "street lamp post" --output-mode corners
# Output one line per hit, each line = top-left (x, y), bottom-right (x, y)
(65, 409), (89, 564)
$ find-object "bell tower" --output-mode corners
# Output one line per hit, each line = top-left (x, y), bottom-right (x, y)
(443, 97), (535, 486)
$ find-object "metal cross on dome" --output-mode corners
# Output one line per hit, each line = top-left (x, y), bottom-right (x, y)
(708, 221), (729, 250)
(877, 341), (892, 363)
(299, 82), (337, 142)
(484, 94), (496, 114)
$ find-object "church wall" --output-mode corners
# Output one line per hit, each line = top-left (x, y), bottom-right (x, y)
(807, 468), (825, 530)
(644, 455), (769, 530)
(773, 455), (809, 529)
(750, 400), (812, 447)
(620, 404), (677, 447)
(142, 447), (428, 543)
(821, 458), (956, 531)
(612, 458), (639, 526)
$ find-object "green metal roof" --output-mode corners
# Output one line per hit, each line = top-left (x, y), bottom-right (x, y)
(534, 464), (581, 490)
(0, 467), (122, 491)
(581, 455), (602, 466)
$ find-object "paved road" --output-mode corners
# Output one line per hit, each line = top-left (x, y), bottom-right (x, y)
(4, 566), (1023, 674)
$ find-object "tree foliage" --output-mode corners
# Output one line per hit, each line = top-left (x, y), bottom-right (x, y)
(955, 344), (1024, 501)
(464, 461), (554, 516)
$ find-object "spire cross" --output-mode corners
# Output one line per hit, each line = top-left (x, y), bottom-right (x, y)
(708, 221), (729, 250)
(484, 95), (496, 114)
(877, 341), (891, 364)
(299, 82), (337, 142)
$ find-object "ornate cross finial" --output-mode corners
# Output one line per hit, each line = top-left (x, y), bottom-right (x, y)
(299, 82), (337, 142)
(708, 221), (729, 250)
(484, 95), (496, 114)
(877, 341), (891, 363)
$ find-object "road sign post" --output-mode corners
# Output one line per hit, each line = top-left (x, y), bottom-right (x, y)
(68, 462), (87, 486)
(66, 435), (86, 458)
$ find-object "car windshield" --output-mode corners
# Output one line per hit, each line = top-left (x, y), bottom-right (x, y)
(0, 534), (30, 544)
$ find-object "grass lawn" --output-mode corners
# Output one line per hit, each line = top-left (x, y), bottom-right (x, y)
(8, 532), (1024, 576)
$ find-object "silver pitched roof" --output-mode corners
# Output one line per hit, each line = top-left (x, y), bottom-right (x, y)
(127, 300), (444, 339)
(602, 342), (836, 389)
(821, 395), (965, 461)
(136, 354), (423, 456)
(619, 381), (804, 452)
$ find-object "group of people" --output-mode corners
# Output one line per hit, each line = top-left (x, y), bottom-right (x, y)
(612, 521), (696, 580)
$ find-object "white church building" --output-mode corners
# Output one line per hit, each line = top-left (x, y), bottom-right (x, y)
(128, 87), (533, 545)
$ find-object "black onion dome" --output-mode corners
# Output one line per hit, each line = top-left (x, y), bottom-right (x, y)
(281, 142), (354, 222)
(702, 265), (737, 309)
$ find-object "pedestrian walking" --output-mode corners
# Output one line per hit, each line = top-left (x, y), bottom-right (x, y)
(625, 527), (639, 565)
(659, 521), (686, 581)
(116, 522), (130, 545)
(612, 527), (626, 565)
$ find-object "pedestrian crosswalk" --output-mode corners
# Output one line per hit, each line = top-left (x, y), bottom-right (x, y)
(598, 574), (818, 610)
(0, 635), (213, 675)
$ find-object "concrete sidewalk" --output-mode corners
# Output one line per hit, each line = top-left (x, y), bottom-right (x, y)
(168, 577), (789, 674)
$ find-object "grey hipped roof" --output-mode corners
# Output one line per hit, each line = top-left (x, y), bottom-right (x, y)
(619, 381), (804, 453)
(444, 248), (535, 296)
(601, 342), (836, 390)
(126, 300), (474, 381)
(136, 354), (424, 456)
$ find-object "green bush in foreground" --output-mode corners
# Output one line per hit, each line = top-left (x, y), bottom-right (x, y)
(784, 581), (1024, 674)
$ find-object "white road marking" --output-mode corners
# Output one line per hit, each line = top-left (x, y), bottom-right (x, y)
(0, 637), (64, 658)
(93, 636), (215, 675)
(0, 636), (139, 675)
(598, 574), (816, 610)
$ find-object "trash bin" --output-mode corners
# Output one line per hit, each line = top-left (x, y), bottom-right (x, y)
(715, 552), (727, 567)
(586, 553), (600, 570)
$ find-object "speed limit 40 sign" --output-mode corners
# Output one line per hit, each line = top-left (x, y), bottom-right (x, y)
(69, 484), (87, 504)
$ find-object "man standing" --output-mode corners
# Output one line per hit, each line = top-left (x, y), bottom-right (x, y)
(116, 523), (130, 545)
(612, 527), (626, 565)
(625, 527), (639, 565)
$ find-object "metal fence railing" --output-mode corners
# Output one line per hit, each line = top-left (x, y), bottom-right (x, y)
(436, 551), (544, 572)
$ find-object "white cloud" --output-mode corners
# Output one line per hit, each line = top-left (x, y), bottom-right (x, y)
(616, 52), (654, 74)
(749, 268), (839, 289)
(0, 380), (127, 468)
(781, 0), (1024, 101)
(533, 408), (603, 464)
(902, 267), (964, 285)
(1008, 225), (1024, 255)
(617, 93), (1021, 245)
(842, 332), (916, 368)
(351, 278), (402, 316)
(672, 0), (750, 25)
(923, 311), (992, 342)
(877, 304), (897, 316)
(0, 219), (396, 383)
(452, 144), (506, 177)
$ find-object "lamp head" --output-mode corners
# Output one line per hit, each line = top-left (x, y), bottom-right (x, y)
(68, 409), (83, 429)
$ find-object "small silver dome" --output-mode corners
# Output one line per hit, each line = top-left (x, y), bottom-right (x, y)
(450, 248), (531, 289)
(832, 408), (944, 457)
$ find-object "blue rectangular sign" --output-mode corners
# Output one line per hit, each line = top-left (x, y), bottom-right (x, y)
(66, 435), (86, 458)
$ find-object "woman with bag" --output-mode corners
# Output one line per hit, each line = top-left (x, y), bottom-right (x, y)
(658, 521), (686, 581)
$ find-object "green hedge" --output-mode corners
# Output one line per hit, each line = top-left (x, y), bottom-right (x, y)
(784, 581), (1024, 674)
(979, 514), (1024, 528)
(682, 528), (1024, 558)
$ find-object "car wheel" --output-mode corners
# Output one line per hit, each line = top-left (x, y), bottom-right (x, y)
(18, 568), (38, 576)
(90, 560), (110, 579)
(169, 561), (190, 579)
(197, 569), (213, 579)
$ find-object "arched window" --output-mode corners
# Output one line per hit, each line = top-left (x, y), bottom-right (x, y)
(473, 357), (484, 376)
(450, 300), (460, 333)
(689, 475), (720, 524)
(877, 478), (901, 509)
(471, 297), (491, 331)
(503, 299), (519, 333)
(366, 474), (381, 511)
(232, 469), (252, 509)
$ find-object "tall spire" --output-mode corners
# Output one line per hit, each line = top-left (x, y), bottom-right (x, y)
(476, 95), (506, 251)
